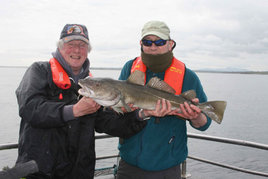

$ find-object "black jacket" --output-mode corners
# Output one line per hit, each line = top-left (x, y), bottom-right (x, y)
(15, 61), (146, 179)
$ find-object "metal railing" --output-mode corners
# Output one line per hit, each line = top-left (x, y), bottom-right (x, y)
(1, 133), (268, 178)
(186, 133), (268, 178)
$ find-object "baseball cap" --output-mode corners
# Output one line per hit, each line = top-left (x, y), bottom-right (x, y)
(141, 21), (170, 40)
(60, 24), (89, 44)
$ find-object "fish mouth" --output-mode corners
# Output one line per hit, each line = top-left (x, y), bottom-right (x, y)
(78, 85), (94, 98)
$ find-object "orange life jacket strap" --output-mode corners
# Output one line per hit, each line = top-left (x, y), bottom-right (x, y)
(131, 56), (185, 94)
(164, 58), (185, 94)
(49, 58), (71, 89)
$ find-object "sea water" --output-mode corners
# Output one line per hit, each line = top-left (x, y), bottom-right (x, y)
(0, 67), (267, 179)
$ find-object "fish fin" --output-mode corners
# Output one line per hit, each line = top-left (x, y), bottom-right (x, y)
(112, 107), (124, 113)
(147, 77), (176, 94)
(112, 103), (131, 113)
(93, 91), (121, 107)
(94, 98), (120, 107)
(120, 97), (132, 112)
(127, 70), (145, 86)
(199, 101), (227, 124)
(112, 96), (132, 113)
(180, 90), (196, 101)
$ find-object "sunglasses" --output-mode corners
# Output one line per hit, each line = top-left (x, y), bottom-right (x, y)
(142, 39), (167, 47)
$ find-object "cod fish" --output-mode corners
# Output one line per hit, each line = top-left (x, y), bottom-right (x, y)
(78, 71), (227, 124)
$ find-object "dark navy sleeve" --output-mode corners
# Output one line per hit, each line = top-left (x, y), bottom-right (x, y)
(95, 108), (147, 139)
(182, 68), (212, 130)
(182, 68), (207, 103)
(118, 59), (135, 80)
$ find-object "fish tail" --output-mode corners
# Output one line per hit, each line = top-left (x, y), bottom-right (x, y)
(198, 101), (227, 124)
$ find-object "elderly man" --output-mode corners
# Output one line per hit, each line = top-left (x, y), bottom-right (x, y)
(116, 20), (212, 179)
(15, 24), (149, 179)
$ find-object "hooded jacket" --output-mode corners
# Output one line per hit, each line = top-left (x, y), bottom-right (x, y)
(15, 53), (146, 179)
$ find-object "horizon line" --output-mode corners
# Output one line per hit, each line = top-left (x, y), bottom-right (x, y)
(0, 65), (267, 74)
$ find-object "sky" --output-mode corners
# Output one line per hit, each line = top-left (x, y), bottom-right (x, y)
(0, 0), (268, 71)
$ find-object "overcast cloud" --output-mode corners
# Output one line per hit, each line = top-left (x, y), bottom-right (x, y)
(0, 0), (268, 71)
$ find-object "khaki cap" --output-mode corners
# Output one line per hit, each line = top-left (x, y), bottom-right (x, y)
(141, 20), (170, 40)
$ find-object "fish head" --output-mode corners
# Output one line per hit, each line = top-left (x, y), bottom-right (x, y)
(78, 77), (121, 106)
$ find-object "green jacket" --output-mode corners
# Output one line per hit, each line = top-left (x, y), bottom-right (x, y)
(118, 58), (211, 171)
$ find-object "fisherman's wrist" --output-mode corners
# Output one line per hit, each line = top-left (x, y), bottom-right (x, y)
(63, 105), (76, 122)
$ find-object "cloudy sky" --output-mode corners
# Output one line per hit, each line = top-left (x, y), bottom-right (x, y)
(0, 0), (268, 71)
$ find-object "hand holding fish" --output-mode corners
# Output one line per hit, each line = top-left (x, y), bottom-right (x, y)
(142, 98), (207, 127)
(170, 98), (208, 128)
(73, 96), (101, 117)
(120, 100), (173, 117)
(142, 99), (181, 118)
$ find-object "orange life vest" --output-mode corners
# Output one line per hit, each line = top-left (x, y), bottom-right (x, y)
(131, 56), (185, 95)
(49, 58), (93, 89)
(49, 58), (72, 90)
(49, 58), (93, 99)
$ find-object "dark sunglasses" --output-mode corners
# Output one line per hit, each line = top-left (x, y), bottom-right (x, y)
(142, 39), (167, 47)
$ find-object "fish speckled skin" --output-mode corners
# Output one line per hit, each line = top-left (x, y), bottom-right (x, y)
(78, 71), (227, 124)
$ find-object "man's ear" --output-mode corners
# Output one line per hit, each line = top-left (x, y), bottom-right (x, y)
(140, 40), (144, 52)
(170, 40), (176, 51)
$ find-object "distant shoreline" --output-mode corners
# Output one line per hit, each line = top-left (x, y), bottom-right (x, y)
(194, 70), (268, 75)
(1, 65), (267, 75)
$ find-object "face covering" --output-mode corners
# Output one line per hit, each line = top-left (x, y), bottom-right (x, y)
(141, 51), (173, 73)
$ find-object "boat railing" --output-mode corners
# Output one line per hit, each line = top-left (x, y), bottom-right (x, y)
(1, 133), (268, 178)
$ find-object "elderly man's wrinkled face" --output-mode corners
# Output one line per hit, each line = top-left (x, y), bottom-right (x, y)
(60, 40), (88, 75)
(140, 35), (174, 55)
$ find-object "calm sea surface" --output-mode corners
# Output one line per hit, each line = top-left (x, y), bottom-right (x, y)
(0, 67), (267, 179)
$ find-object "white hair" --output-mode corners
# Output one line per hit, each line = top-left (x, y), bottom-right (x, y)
(57, 39), (92, 53)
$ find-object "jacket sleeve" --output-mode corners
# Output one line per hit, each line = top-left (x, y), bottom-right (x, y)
(95, 107), (147, 139)
(16, 62), (66, 128)
(118, 59), (134, 80)
(182, 68), (212, 131)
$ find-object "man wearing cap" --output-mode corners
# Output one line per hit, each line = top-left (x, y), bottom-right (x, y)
(116, 21), (212, 179)
(15, 24), (152, 179)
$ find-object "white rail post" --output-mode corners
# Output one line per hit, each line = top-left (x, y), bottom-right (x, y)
(181, 160), (191, 179)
